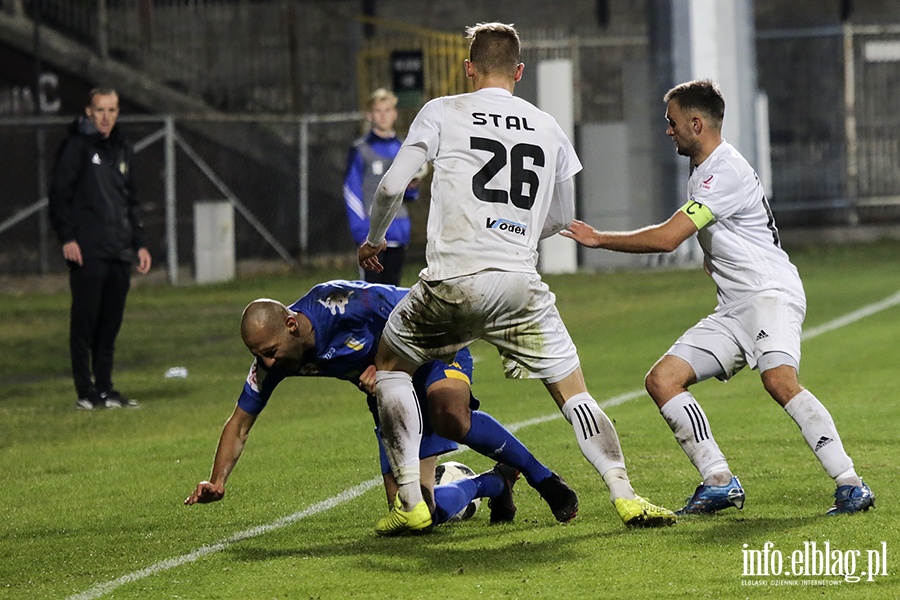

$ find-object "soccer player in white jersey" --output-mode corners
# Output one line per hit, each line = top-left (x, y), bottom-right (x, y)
(562, 79), (874, 516)
(358, 21), (676, 535)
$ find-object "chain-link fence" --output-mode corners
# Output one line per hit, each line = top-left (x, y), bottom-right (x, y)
(0, 112), (366, 281)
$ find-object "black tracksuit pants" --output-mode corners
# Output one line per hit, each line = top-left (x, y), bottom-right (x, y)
(68, 258), (132, 397)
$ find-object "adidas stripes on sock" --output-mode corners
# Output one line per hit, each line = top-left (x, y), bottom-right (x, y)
(561, 393), (634, 500)
(659, 392), (732, 486)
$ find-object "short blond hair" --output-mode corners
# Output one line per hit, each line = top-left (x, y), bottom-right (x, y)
(367, 88), (398, 110)
(465, 22), (520, 77)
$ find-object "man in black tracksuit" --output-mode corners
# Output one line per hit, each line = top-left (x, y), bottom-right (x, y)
(49, 88), (152, 410)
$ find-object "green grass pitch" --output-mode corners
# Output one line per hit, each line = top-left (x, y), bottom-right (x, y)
(1, 239), (898, 599)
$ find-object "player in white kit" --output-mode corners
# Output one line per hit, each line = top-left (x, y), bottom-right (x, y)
(358, 22), (676, 535)
(563, 79), (874, 516)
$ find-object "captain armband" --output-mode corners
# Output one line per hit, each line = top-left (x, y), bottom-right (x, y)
(679, 200), (715, 229)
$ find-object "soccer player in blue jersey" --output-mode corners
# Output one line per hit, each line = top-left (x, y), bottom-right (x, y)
(343, 89), (420, 286)
(185, 280), (577, 529)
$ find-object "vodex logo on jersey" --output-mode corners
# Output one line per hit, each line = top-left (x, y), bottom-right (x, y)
(486, 217), (527, 236)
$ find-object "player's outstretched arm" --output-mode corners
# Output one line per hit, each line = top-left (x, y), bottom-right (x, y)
(561, 211), (697, 254)
(185, 480), (225, 504)
(559, 219), (604, 247)
(185, 406), (258, 505)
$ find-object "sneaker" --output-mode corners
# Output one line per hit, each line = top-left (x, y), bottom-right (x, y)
(826, 481), (875, 516)
(375, 496), (433, 536)
(75, 396), (100, 410)
(488, 463), (519, 524)
(534, 472), (579, 523)
(677, 476), (745, 515)
(100, 390), (139, 408)
(615, 496), (677, 527)
(75, 388), (102, 410)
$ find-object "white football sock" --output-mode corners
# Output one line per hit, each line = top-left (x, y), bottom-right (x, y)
(375, 370), (424, 508)
(659, 392), (732, 486)
(783, 389), (859, 485)
(561, 393), (635, 501)
(602, 468), (636, 502)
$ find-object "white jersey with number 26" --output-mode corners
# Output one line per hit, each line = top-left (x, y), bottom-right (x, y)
(403, 88), (582, 281)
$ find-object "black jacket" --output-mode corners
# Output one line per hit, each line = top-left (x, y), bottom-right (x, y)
(49, 116), (148, 263)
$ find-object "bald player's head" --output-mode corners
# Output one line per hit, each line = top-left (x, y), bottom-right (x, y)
(240, 298), (289, 348)
(240, 299), (312, 372)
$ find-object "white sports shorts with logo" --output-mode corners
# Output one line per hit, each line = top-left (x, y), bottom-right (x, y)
(667, 292), (806, 382)
(382, 270), (581, 383)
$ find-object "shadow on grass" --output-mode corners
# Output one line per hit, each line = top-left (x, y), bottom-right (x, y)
(671, 512), (823, 546)
(225, 522), (626, 574)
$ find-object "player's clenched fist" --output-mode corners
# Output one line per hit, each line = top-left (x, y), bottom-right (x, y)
(185, 481), (225, 505)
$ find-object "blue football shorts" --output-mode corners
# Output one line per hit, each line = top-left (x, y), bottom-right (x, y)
(368, 347), (479, 475)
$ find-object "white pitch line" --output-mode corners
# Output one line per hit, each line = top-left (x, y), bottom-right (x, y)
(802, 290), (900, 340)
(66, 289), (900, 600)
(66, 480), (384, 600)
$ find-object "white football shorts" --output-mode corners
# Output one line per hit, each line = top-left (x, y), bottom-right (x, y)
(667, 292), (805, 381)
(382, 270), (581, 383)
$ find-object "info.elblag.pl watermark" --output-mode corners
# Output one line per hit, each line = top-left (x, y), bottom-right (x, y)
(741, 541), (889, 586)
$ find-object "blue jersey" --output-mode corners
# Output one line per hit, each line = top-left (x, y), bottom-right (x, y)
(343, 131), (417, 246)
(237, 280), (478, 476)
(238, 280), (407, 414)
(237, 280), (474, 417)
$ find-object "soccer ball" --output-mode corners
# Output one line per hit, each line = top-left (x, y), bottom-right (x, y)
(434, 460), (481, 522)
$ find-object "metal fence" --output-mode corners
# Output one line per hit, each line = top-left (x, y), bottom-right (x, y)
(848, 25), (900, 210)
(757, 24), (900, 223)
(355, 15), (469, 112)
(5, 7), (900, 279)
(0, 112), (365, 282)
(12, 0), (359, 113)
(757, 27), (847, 211)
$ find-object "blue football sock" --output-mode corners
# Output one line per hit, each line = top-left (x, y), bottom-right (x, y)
(433, 477), (478, 525)
(432, 472), (505, 525)
(461, 410), (553, 487)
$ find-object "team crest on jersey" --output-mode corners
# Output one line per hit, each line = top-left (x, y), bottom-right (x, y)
(318, 291), (353, 315)
(699, 174), (715, 191)
(344, 335), (365, 351)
